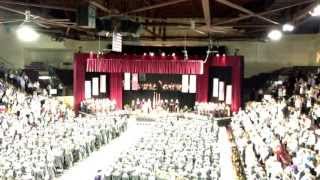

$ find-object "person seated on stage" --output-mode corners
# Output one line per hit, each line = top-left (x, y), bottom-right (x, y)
(80, 98), (116, 114)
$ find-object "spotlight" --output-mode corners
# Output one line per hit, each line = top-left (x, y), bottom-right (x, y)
(172, 53), (176, 57)
(16, 24), (39, 42)
(267, 29), (282, 41)
(216, 54), (220, 57)
(143, 53), (147, 56)
(149, 52), (154, 56)
(310, 4), (320, 16)
(222, 54), (226, 57)
(16, 10), (39, 42)
(282, 23), (295, 32)
(161, 52), (166, 57)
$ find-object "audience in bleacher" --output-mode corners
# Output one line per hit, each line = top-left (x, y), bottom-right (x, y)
(232, 68), (320, 179)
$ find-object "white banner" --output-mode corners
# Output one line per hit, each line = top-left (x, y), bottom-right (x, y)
(85, 81), (92, 99)
(213, 78), (219, 97)
(226, 85), (232, 105)
(218, 81), (225, 101)
(100, 75), (106, 93)
(132, 73), (139, 90)
(189, 75), (197, 93)
(124, 73), (131, 90)
(92, 77), (99, 96)
(182, 75), (189, 93)
(112, 32), (122, 52)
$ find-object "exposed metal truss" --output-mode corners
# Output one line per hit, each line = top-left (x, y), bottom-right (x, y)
(0, 0), (317, 41)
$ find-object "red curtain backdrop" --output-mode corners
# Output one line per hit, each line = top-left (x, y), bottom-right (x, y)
(109, 73), (123, 109)
(73, 53), (88, 112)
(196, 56), (244, 112)
(196, 61), (210, 102)
(86, 58), (203, 74)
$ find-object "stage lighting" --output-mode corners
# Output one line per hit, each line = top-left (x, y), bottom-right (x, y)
(143, 52), (147, 56)
(161, 52), (166, 57)
(310, 4), (320, 16)
(16, 24), (39, 42)
(172, 53), (176, 57)
(149, 52), (154, 56)
(16, 10), (39, 42)
(282, 23), (295, 32)
(267, 29), (282, 41)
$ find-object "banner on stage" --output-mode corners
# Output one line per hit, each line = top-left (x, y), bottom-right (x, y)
(218, 81), (225, 101)
(124, 73), (131, 90)
(92, 77), (99, 96)
(85, 81), (92, 99)
(132, 73), (139, 90)
(100, 75), (106, 93)
(182, 75), (189, 93)
(213, 78), (219, 97)
(226, 85), (232, 105)
(189, 75), (197, 93)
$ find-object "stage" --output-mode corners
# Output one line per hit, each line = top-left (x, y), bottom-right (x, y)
(73, 53), (244, 113)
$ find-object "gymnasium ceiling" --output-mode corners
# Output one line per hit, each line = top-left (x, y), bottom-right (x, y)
(0, 0), (318, 41)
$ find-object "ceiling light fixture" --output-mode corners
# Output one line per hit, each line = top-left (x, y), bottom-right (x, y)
(16, 25), (39, 42)
(310, 4), (320, 16)
(16, 10), (39, 42)
(267, 29), (282, 41)
(282, 23), (295, 32)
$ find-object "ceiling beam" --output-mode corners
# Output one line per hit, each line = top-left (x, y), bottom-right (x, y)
(213, 0), (314, 26)
(216, 0), (279, 25)
(292, 1), (317, 23)
(0, 5), (92, 34)
(201, 0), (211, 27)
(122, 0), (189, 14)
(89, 0), (116, 14)
(0, 5), (25, 16)
(144, 27), (161, 38)
(138, 35), (259, 41)
(139, 22), (276, 28)
(220, 24), (276, 28)
(0, 0), (76, 12)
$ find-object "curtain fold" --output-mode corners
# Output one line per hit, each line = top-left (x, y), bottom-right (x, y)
(109, 73), (123, 109)
(73, 53), (88, 112)
(86, 58), (203, 74)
